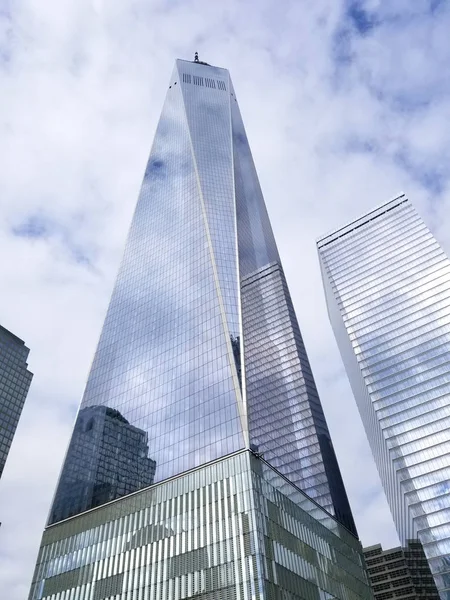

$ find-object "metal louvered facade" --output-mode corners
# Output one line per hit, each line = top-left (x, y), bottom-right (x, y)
(29, 451), (371, 600)
(0, 325), (33, 479)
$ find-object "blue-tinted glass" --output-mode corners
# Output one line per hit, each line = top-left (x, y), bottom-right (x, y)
(50, 63), (244, 524)
(49, 59), (355, 542)
(231, 84), (356, 534)
(0, 325), (33, 478)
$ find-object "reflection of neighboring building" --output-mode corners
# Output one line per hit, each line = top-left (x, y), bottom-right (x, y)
(230, 334), (241, 384)
(31, 452), (372, 600)
(0, 325), (33, 479)
(50, 406), (156, 523)
(364, 541), (440, 600)
(29, 56), (368, 600)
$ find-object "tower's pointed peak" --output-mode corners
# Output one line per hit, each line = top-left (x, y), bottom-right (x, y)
(192, 51), (210, 66)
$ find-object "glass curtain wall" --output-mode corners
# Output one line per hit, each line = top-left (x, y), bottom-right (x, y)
(318, 195), (450, 599)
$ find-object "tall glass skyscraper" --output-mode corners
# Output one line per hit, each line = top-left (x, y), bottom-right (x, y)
(28, 57), (368, 600)
(317, 195), (450, 600)
(0, 324), (33, 479)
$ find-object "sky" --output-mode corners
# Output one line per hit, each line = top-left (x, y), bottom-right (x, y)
(1, 0), (450, 597)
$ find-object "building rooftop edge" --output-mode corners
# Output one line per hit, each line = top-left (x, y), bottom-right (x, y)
(316, 193), (407, 246)
(363, 543), (404, 554)
(363, 543), (383, 552)
(0, 324), (27, 346)
(44, 448), (358, 541)
(176, 57), (228, 72)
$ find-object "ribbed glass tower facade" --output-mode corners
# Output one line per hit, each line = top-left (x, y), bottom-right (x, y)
(317, 195), (450, 600)
(28, 58), (368, 600)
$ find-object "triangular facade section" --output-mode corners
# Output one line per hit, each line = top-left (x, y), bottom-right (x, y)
(49, 65), (245, 524)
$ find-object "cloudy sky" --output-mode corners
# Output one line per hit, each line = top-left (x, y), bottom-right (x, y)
(1, 0), (450, 596)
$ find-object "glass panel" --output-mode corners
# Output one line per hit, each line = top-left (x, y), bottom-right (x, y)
(318, 197), (450, 596)
(49, 63), (244, 524)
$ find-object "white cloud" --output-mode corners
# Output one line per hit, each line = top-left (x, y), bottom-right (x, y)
(2, 0), (450, 596)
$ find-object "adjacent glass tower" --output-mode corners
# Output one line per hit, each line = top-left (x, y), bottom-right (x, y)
(317, 195), (450, 599)
(0, 324), (33, 479)
(28, 57), (367, 600)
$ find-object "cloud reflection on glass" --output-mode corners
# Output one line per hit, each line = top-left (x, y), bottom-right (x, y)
(50, 59), (356, 539)
(318, 195), (450, 598)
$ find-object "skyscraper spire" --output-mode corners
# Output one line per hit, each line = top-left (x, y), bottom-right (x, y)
(28, 58), (369, 600)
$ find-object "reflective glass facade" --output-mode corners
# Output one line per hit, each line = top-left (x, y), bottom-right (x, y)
(48, 57), (355, 539)
(317, 195), (450, 600)
(29, 450), (371, 600)
(0, 324), (33, 478)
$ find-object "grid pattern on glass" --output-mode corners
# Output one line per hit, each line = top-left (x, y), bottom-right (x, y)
(230, 87), (280, 279)
(48, 57), (356, 544)
(49, 62), (245, 525)
(240, 263), (357, 535)
(180, 63), (240, 366)
(317, 196), (450, 599)
(29, 451), (371, 600)
(0, 325), (33, 478)
(230, 87), (357, 536)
